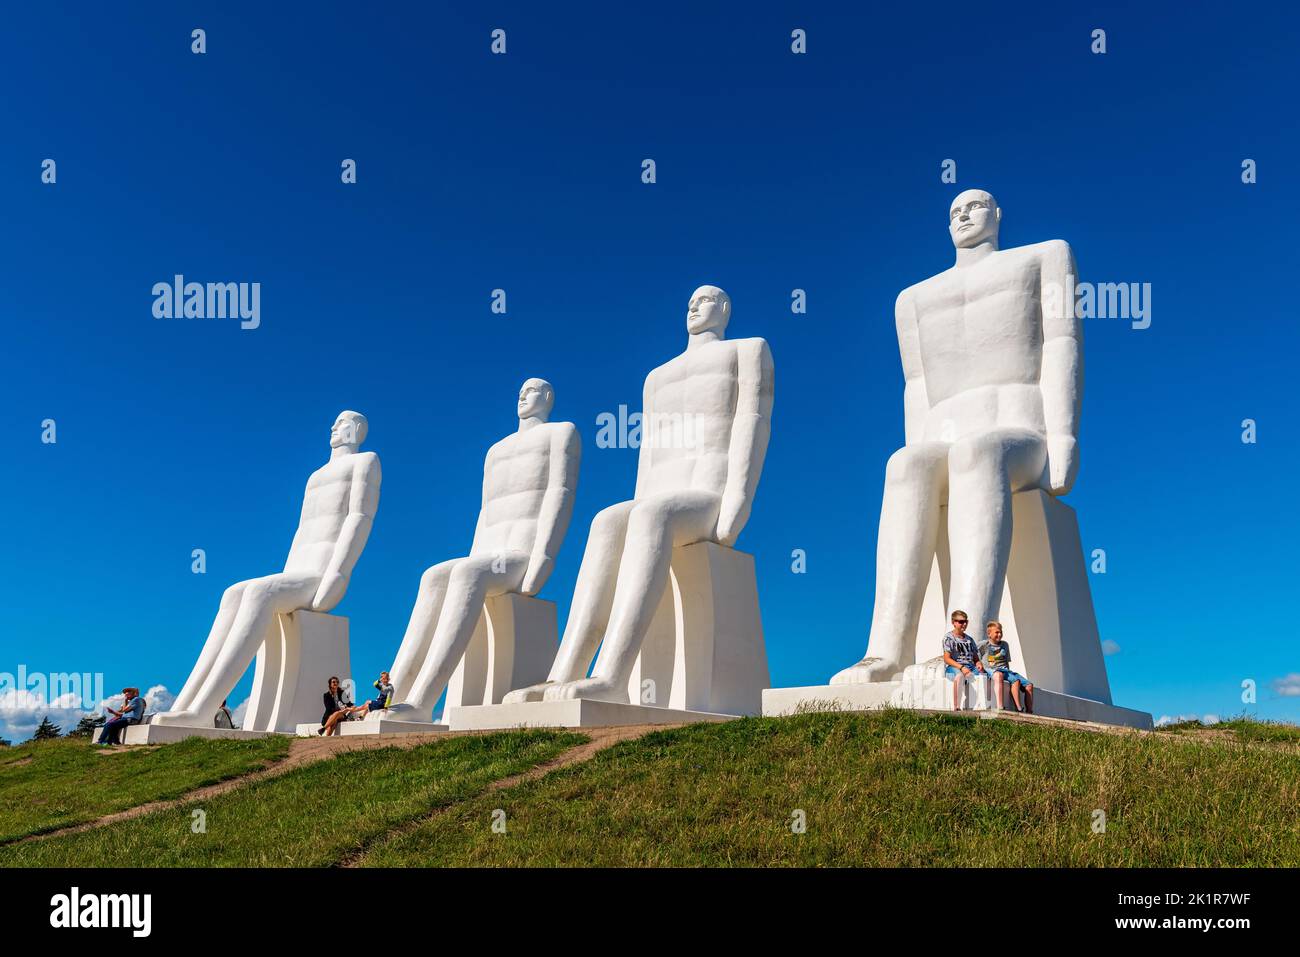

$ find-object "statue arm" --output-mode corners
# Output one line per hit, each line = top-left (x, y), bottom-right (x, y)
(715, 338), (775, 547)
(897, 289), (928, 446)
(311, 453), (381, 611)
(632, 372), (655, 501)
(1040, 240), (1082, 495)
(520, 425), (581, 595)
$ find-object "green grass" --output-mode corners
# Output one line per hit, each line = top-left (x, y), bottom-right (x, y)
(1160, 717), (1300, 746)
(0, 735), (290, 843)
(5, 714), (1297, 868)
(357, 711), (1300, 867)
(1, 730), (583, 867)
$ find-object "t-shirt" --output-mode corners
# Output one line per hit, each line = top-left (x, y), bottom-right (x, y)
(373, 680), (394, 706)
(125, 696), (145, 722)
(980, 639), (1013, 671)
(942, 631), (979, 668)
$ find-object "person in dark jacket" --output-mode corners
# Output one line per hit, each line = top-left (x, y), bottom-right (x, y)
(319, 676), (357, 736)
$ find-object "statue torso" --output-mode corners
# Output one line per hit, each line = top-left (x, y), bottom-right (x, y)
(908, 244), (1051, 441)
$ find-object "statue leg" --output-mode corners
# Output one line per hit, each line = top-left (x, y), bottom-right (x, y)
(832, 442), (949, 684)
(171, 581), (250, 714)
(384, 552), (529, 721)
(388, 560), (458, 703)
(946, 428), (1048, 634)
(544, 492), (720, 703)
(504, 501), (635, 703)
(154, 573), (319, 726)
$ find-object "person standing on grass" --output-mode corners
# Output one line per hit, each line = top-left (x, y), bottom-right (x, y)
(319, 676), (358, 736)
(979, 621), (1033, 714)
(941, 611), (985, 711)
(98, 687), (145, 745)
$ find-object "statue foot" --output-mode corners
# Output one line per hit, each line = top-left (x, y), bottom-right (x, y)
(829, 657), (900, 685)
(151, 709), (203, 727)
(542, 677), (628, 704)
(503, 683), (554, 704)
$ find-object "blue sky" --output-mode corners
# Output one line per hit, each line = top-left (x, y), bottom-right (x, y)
(2, 2), (1296, 739)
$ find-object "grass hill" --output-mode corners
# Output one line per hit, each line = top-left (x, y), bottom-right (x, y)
(2, 711), (1296, 867)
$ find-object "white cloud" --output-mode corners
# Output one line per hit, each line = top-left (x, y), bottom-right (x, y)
(230, 697), (250, 729)
(1271, 674), (1300, 697)
(0, 688), (95, 742)
(1101, 639), (1121, 656)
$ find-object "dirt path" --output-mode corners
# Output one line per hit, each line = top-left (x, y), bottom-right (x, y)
(13, 725), (676, 847)
(335, 724), (666, 867)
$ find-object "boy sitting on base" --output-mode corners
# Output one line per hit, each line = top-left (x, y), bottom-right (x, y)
(979, 621), (1033, 714)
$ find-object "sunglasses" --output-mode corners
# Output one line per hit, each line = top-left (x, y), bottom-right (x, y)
(952, 619), (969, 625)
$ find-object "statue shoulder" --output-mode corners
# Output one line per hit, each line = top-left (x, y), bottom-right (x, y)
(1024, 238), (1072, 260)
(352, 450), (381, 478)
(731, 336), (772, 363)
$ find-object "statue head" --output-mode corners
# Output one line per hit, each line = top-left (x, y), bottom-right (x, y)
(686, 285), (731, 337)
(517, 378), (554, 422)
(330, 410), (368, 450)
(948, 189), (1001, 249)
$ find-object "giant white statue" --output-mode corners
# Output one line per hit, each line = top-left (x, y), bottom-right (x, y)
(379, 378), (580, 722)
(831, 189), (1091, 687)
(505, 285), (774, 706)
(155, 411), (381, 728)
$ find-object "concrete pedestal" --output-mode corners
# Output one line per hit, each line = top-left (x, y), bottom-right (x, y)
(448, 698), (735, 731)
(293, 719), (447, 737)
(619, 541), (769, 716)
(124, 724), (281, 744)
(244, 610), (351, 733)
(446, 593), (558, 709)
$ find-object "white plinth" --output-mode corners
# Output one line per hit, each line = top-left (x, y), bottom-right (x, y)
(124, 724), (282, 744)
(763, 667), (1152, 730)
(762, 682), (901, 715)
(448, 698), (736, 731)
(446, 593), (557, 709)
(617, 541), (769, 716)
(243, 610), (351, 734)
(293, 719), (447, 737)
(911, 490), (1112, 703)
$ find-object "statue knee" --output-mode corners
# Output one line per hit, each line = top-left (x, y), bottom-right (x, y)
(949, 433), (1004, 475)
(627, 500), (673, 538)
(884, 446), (943, 489)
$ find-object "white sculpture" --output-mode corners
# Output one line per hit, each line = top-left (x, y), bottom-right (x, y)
(505, 285), (774, 705)
(379, 379), (580, 722)
(831, 189), (1086, 685)
(155, 412), (381, 727)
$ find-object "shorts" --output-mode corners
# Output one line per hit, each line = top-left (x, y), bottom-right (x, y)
(944, 665), (979, 679)
(366, 697), (387, 711)
(989, 667), (1029, 685)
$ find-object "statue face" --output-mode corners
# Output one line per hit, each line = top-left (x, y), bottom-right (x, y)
(517, 379), (552, 420)
(687, 286), (730, 335)
(948, 190), (999, 248)
(330, 414), (359, 449)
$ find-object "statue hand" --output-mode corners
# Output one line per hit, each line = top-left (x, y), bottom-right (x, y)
(714, 511), (741, 548)
(520, 557), (552, 597)
(1046, 434), (1078, 496)
(311, 572), (348, 611)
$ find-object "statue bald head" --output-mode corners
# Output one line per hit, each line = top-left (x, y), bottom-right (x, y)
(948, 189), (1001, 250)
(686, 285), (731, 337)
(330, 410), (368, 450)
(517, 377), (554, 422)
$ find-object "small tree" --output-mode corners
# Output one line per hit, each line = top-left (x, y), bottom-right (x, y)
(33, 716), (62, 740)
(68, 714), (105, 738)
